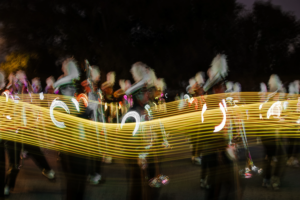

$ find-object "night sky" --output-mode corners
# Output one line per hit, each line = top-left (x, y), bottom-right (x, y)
(238, 0), (300, 18)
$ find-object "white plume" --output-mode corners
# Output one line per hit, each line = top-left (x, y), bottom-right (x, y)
(189, 78), (196, 87)
(119, 79), (126, 91)
(155, 78), (166, 91)
(147, 68), (157, 87)
(209, 54), (228, 80)
(268, 74), (282, 92)
(107, 72), (116, 85)
(130, 62), (148, 82)
(195, 72), (205, 85)
(289, 82), (295, 95)
(294, 80), (299, 94)
(226, 81), (234, 92)
(260, 82), (268, 93)
(233, 82), (241, 93)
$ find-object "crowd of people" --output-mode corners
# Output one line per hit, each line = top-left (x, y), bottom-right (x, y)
(0, 54), (298, 200)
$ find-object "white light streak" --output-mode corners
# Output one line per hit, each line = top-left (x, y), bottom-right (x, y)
(121, 111), (140, 136)
(222, 99), (227, 111)
(50, 99), (70, 128)
(201, 103), (207, 123)
(214, 103), (226, 132)
(267, 101), (282, 119)
(39, 92), (44, 100)
(2, 91), (9, 102)
(72, 98), (80, 112)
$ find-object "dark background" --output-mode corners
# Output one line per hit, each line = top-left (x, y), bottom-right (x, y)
(0, 0), (299, 99)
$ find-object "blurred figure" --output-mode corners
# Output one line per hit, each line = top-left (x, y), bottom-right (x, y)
(286, 80), (300, 167)
(202, 54), (242, 199)
(54, 58), (89, 200)
(81, 63), (103, 185)
(124, 61), (154, 200)
(101, 71), (116, 164)
(5, 70), (55, 196)
(53, 58), (80, 96)
(191, 72), (206, 165)
(260, 74), (286, 190)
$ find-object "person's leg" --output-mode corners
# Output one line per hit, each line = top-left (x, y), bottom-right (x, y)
(261, 136), (276, 186)
(5, 141), (21, 191)
(61, 153), (88, 200)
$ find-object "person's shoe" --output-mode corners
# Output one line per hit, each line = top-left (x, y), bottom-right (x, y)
(4, 186), (9, 196)
(89, 173), (102, 185)
(42, 169), (55, 180)
(271, 176), (280, 190)
(148, 175), (169, 188)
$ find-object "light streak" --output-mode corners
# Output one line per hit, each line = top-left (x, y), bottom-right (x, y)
(0, 92), (299, 161)
(50, 98), (70, 128)
(120, 111), (140, 136)
(2, 90), (9, 102)
(201, 103), (207, 123)
(222, 99), (227, 111)
(267, 101), (282, 119)
(72, 98), (80, 112)
(39, 92), (44, 100)
(214, 103), (226, 132)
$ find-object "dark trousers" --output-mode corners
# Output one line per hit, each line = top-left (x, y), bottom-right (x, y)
(287, 137), (299, 158)
(204, 151), (239, 200)
(261, 136), (285, 180)
(60, 153), (88, 200)
(5, 141), (51, 189)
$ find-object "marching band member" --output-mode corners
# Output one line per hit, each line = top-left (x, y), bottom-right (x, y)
(191, 72), (206, 165)
(101, 71), (116, 164)
(123, 61), (159, 200)
(201, 54), (241, 199)
(81, 64), (103, 185)
(260, 74), (285, 190)
(146, 69), (169, 188)
(286, 81), (300, 167)
(53, 58), (89, 200)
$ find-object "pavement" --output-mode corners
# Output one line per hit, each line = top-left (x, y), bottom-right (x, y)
(4, 143), (300, 200)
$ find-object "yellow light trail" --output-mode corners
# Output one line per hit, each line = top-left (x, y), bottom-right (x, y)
(0, 92), (298, 162)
